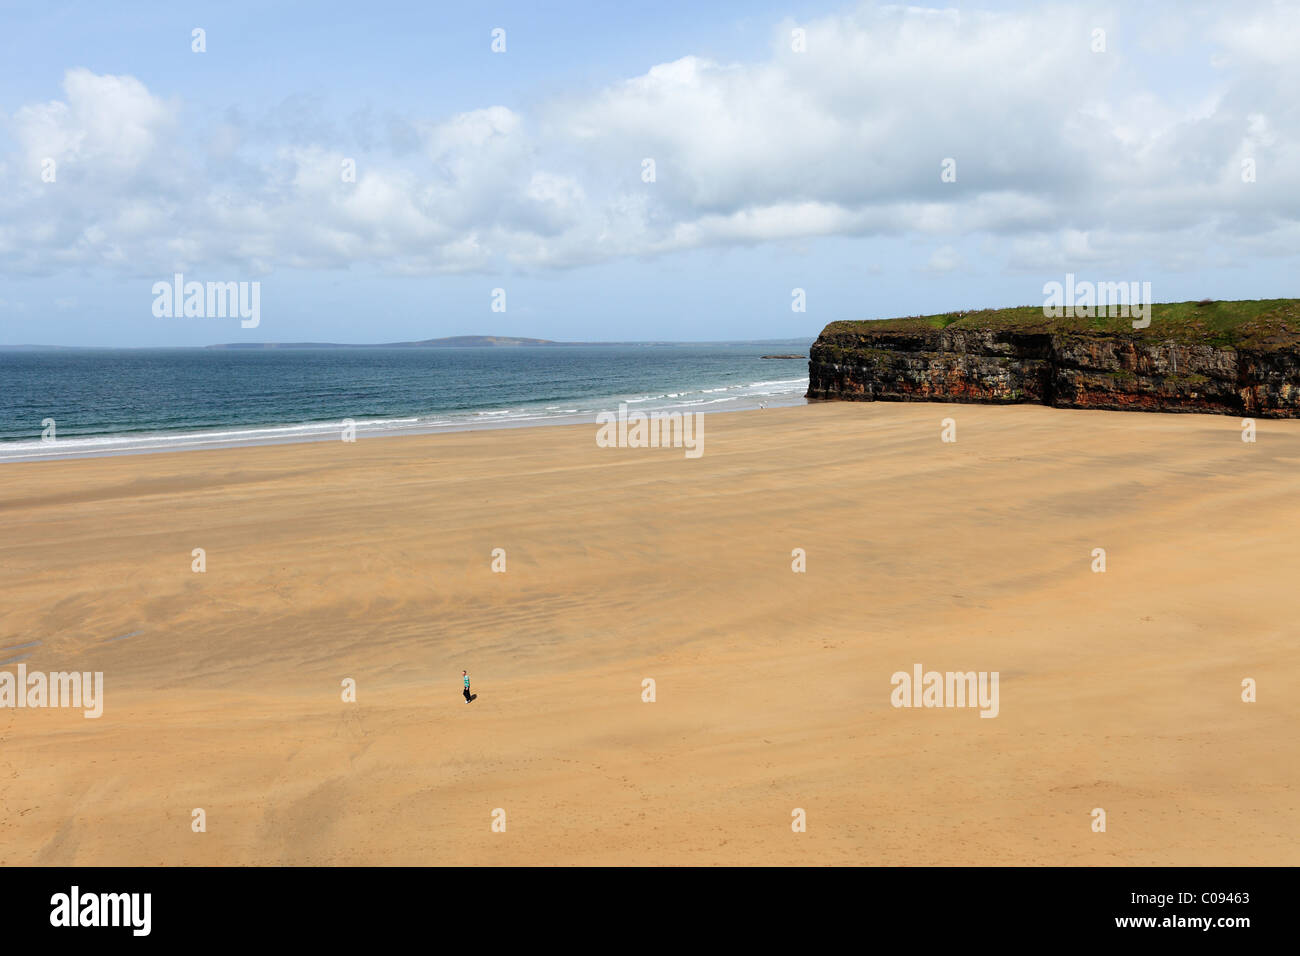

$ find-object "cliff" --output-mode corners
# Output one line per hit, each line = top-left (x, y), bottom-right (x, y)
(807, 299), (1300, 417)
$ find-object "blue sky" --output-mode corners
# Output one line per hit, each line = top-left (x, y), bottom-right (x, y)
(1, 0), (1297, 346)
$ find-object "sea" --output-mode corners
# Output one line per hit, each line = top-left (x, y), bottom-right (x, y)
(0, 342), (811, 462)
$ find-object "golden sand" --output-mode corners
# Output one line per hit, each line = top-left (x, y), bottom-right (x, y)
(1, 402), (1296, 865)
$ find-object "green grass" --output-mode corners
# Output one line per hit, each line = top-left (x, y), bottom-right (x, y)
(822, 299), (1300, 349)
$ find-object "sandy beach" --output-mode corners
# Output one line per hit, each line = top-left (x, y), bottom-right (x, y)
(1, 401), (1296, 866)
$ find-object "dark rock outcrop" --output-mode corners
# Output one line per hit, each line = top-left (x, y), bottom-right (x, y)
(808, 307), (1300, 417)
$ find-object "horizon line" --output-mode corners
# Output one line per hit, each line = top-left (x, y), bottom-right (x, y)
(0, 336), (815, 351)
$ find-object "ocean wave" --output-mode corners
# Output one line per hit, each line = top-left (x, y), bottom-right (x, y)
(0, 376), (809, 462)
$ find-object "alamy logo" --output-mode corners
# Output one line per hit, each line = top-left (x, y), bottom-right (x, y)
(0, 664), (104, 718)
(50, 886), (150, 936)
(890, 663), (999, 718)
(595, 403), (704, 459)
(152, 273), (260, 328)
(1042, 273), (1152, 328)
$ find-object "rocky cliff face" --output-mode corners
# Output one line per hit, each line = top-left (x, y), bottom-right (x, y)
(808, 324), (1300, 417)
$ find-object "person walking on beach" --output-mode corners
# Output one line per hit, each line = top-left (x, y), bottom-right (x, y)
(462, 670), (473, 703)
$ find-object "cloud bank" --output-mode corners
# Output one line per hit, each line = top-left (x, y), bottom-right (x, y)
(2, 1), (1297, 279)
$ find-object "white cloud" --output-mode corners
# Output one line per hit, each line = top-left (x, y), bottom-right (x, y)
(1, 1), (1297, 279)
(12, 68), (177, 175)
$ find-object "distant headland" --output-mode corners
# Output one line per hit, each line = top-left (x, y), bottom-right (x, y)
(207, 335), (579, 349)
(2, 336), (815, 351)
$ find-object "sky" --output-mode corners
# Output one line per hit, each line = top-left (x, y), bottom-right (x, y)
(0, 0), (1297, 346)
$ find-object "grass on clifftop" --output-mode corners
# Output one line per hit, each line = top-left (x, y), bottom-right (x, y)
(825, 299), (1300, 349)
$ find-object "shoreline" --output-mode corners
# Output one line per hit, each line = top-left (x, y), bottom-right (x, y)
(0, 389), (808, 464)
